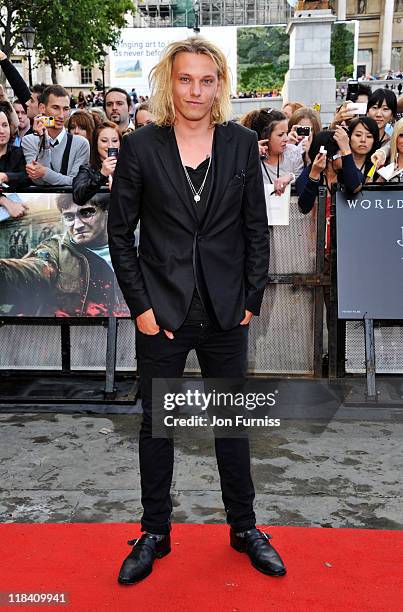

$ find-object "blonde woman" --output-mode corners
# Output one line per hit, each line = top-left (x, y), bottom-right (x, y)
(378, 118), (403, 182)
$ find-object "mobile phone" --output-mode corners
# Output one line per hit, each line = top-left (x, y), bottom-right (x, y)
(346, 80), (359, 103)
(296, 125), (311, 137)
(347, 102), (367, 116)
(42, 116), (55, 128)
(107, 147), (119, 159)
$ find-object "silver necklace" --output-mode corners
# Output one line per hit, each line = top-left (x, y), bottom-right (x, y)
(182, 155), (212, 203)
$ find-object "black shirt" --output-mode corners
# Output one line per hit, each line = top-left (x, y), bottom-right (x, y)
(185, 156), (212, 224)
(184, 156), (217, 324)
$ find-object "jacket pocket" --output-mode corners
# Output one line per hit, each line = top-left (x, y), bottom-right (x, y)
(226, 171), (246, 188)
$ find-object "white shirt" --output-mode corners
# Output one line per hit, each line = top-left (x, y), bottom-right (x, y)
(49, 127), (66, 147)
(261, 143), (305, 184)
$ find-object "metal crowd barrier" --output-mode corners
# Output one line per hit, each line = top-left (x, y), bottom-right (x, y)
(0, 186), (327, 401)
(5, 183), (402, 403)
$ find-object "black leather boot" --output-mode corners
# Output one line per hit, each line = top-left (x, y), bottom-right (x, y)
(118, 533), (171, 584)
(230, 528), (286, 576)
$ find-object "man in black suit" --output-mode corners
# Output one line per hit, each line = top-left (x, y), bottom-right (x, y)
(108, 36), (286, 584)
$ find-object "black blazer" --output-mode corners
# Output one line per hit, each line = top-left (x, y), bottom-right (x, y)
(0, 144), (30, 187)
(108, 121), (269, 331)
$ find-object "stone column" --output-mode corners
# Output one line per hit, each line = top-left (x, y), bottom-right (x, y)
(380, 0), (394, 73)
(282, 9), (337, 125)
(337, 0), (346, 21)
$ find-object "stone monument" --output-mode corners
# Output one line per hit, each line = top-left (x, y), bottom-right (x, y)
(296, 1), (333, 9)
(282, 3), (337, 125)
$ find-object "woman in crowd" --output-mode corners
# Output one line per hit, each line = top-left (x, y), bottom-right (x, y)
(0, 104), (30, 219)
(240, 108), (304, 194)
(366, 88), (397, 146)
(134, 102), (154, 129)
(77, 91), (86, 110)
(297, 127), (363, 215)
(0, 105), (29, 188)
(72, 120), (122, 205)
(288, 107), (322, 165)
(376, 118), (403, 183)
(260, 109), (305, 195)
(67, 110), (95, 143)
(89, 107), (106, 127)
(281, 101), (304, 120)
(370, 90), (400, 169)
(347, 116), (379, 180)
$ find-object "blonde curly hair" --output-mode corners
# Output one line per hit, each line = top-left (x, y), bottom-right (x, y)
(149, 36), (232, 127)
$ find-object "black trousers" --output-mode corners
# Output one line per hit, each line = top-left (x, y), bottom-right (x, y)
(135, 297), (256, 535)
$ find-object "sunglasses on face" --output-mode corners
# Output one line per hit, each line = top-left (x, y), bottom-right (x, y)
(62, 206), (98, 226)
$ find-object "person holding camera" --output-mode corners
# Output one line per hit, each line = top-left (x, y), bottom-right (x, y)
(331, 83), (373, 128)
(22, 85), (90, 187)
(241, 109), (304, 194)
(259, 110), (304, 196)
(287, 107), (322, 166)
(297, 126), (363, 214)
(72, 121), (122, 205)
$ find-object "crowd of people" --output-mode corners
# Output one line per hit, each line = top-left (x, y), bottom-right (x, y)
(0, 43), (402, 228)
(0, 48), (156, 220)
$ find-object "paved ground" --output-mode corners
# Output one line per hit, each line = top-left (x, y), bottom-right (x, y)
(1, 403), (402, 529)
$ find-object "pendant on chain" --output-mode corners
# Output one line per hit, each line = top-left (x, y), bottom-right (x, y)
(194, 194), (201, 202)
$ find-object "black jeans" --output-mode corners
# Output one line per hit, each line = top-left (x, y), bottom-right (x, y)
(135, 299), (256, 535)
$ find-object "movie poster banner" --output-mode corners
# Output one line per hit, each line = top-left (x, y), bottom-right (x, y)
(336, 188), (403, 320)
(0, 192), (130, 317)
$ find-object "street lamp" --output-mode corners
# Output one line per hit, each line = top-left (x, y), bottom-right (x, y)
(20, 21), (36, 88)
(99, 49), (108, 97)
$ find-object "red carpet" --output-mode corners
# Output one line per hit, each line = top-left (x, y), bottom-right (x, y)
(0, 524), (402, 611)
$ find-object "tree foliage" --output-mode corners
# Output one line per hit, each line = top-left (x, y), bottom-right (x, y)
(0, 0), (133, 83)
(237, 27), (289, 92)
(330, 22), (355, 80)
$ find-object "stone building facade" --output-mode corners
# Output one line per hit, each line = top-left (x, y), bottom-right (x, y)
(5, 1), (402, 93)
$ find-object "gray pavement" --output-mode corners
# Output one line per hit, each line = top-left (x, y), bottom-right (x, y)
(1, 410), (402, 529)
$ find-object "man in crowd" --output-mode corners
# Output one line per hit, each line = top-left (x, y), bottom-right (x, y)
(104, 88), (134, 133)
(108, 36), (286, 585)
(25, 83), (48, 124)
(22, 85), (89, 186)
(0, 193), (128, 317)
(12, 100), (31, 146)
(0, 50), (47, 123)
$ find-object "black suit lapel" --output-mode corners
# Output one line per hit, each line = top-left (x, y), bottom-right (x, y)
(155, 126), (198, 223)
(201, 123), (235, 229)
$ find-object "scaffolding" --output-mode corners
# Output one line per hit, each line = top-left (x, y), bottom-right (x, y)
(130, 0), (292, 28)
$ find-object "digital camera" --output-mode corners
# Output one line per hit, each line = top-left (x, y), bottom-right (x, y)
(42, 116), (55, 128)
(296, 126), (311, 137)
